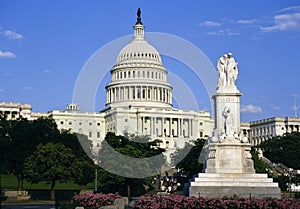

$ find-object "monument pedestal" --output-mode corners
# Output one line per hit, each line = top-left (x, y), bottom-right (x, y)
(205, 137), (254, 174)
(188, 136), (281, 198)
(189, 173), (281, 198)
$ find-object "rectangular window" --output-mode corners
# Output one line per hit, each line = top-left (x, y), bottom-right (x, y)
(89, 132), (92, 137)
(200, 131), (203, 138)
(97, 132), (100, 138)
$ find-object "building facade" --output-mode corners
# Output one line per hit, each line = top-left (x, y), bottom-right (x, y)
(246, 117), (300, 146)
(0, 102), (32, 120)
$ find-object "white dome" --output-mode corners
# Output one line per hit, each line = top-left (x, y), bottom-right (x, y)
(117, 39), (162, 64)
(105, 13), (173, 108)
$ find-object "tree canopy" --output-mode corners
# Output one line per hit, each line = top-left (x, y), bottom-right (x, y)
(96, 132), (165, 197)
(171, 138), (206, 180)
(250, 148), (269, 174)
(1, 117), (61, 190)
(259, 132), (300, 169)
(0, 116), (95, 191)
(24, 142), (78, 200)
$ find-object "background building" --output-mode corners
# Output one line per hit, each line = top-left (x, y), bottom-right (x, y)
(0, 102), (32, 120)
(246, 117), (300, 146)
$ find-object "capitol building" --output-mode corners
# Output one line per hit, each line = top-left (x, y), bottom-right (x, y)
(0, 12), (214, 152)
(1, 10), (299, 152)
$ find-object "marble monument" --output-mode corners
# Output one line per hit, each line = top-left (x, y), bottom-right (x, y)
(188, 53), (281, 198)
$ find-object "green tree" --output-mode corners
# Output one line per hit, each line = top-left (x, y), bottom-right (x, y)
(4, 117), (60, 190)
(0, 114), (10, 173)
(1, 117), (95, 190)
(259, 132), (300, 169)
(250, 148), (269, 174)
(59, 131), (95, 186)
(24, 142), (78, 200)
(96, 132), (165, 197)
(171, 138), (206, 180)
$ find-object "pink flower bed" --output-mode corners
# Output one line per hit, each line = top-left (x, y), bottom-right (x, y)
(133, 194), (300, 209)
(71, 192), (122, 209)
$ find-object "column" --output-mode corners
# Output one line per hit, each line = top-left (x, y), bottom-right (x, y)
(116, 87), (119, 101)
(190, 119), (193, 137)
(123, 87), (126, 101)
(136, 110), (139, 135)
(142, 116), (145, 135)
(169, 118), (172, 137)
(162, 117), (164, 137)
(150, 117), (153, 136)
(112, 88), (114, 102)
(187, 119), (190, 137)
(153, 117), (157, 136)
(128, 86), (131, 100)
(177, 118), (180, 137)
(180, 119), (183, 137)
(111, 89), (114, 103)
(109, 90), (111, 103)
(106, 90), (109, 103)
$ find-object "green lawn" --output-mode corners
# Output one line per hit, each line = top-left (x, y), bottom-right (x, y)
(1, 174), (94, 190)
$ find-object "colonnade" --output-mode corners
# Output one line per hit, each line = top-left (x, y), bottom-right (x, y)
(106, 86), (172, 105)
(0, 110), (19, 119)
(250, 124), (300, 145)
(136, 116), (194, 138)
(285, 125), (300, 133)
(112, 68), (166, 81)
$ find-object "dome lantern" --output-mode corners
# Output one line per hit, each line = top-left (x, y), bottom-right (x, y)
(134, 8), (144, 40)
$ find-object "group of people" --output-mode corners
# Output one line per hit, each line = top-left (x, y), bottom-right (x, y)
(160, 175), (181, 194)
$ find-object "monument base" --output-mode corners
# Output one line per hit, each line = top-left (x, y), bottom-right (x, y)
(188, 173), (281, 198)
(186, 137), (281, 198)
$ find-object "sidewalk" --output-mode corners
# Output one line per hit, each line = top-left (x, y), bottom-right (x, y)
(1, 200), (55, 205)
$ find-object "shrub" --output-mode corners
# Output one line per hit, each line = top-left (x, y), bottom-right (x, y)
(71, 192), (122, 209)
(133, 194), (300, 209)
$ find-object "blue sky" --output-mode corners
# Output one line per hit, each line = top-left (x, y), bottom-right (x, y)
(1, 0), (300, 122)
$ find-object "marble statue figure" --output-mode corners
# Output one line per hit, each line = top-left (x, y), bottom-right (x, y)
(217, 53), (238, 88)
(222, 107), (234, 135)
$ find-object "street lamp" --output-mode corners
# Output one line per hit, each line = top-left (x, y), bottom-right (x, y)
(95, 168), (98, 193)
(289, 168), (293, 198)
